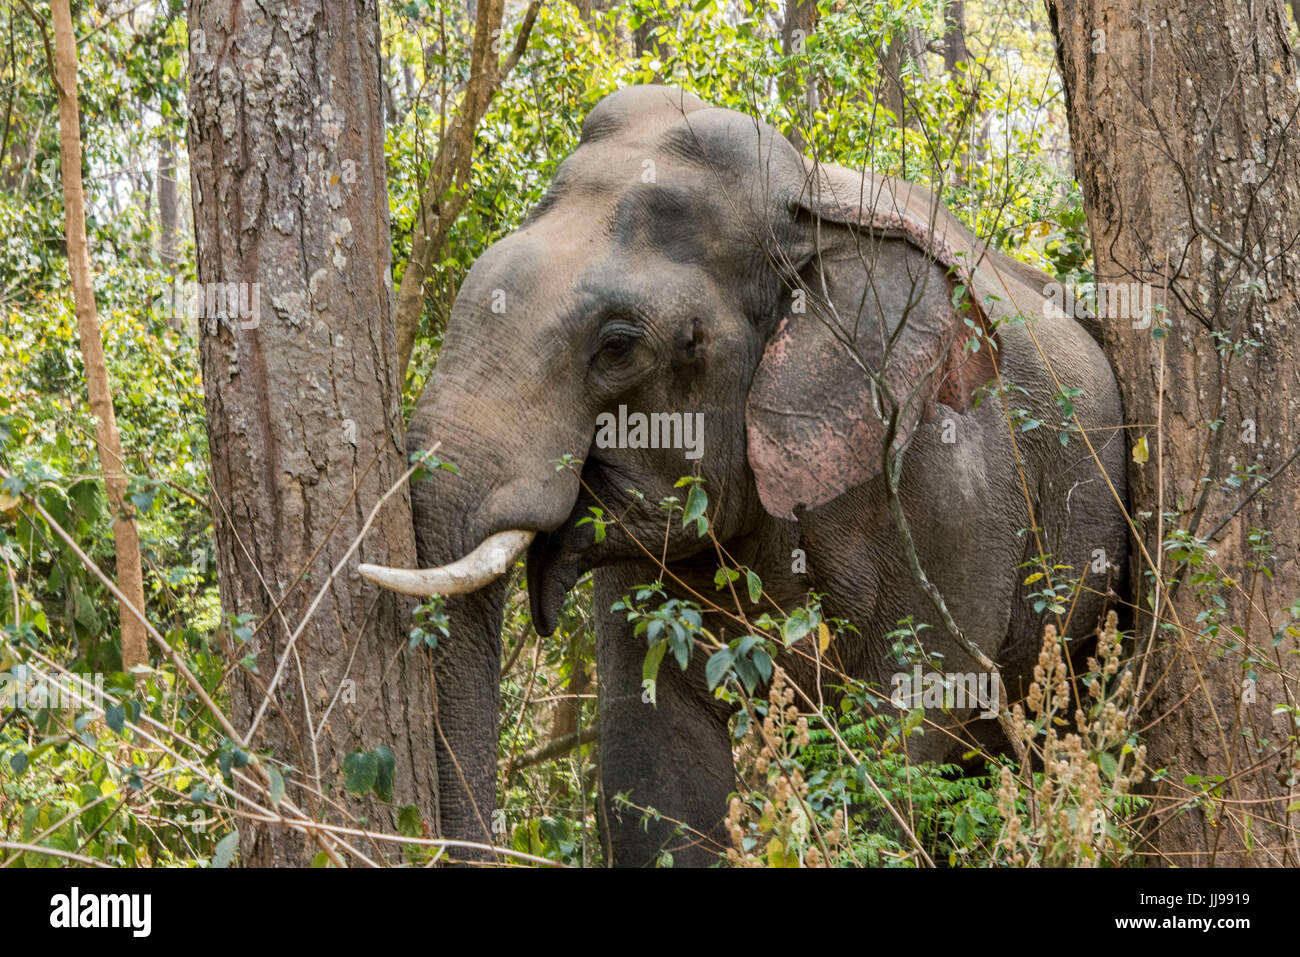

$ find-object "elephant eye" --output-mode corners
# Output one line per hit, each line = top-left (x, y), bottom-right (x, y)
(597, 322), (640, 358)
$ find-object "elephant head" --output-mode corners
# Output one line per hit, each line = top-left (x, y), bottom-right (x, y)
(361, 86), (996, 854)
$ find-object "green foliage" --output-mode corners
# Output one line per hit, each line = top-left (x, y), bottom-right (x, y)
(408, 597), (450, 650)
(343, 746), (397, 803)
(1, 0), (215, 869)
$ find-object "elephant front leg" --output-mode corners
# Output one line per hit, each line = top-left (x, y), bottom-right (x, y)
(593, 566), (736, 868)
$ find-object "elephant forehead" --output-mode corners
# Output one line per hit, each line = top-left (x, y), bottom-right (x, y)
(603, 182), (731, 260)
(545, 147), (731, 221)
(578, 85), (711, 145)
(519, 174), (757, 287)
(539, 105), (796, 226)
(465, 218), (593, 296)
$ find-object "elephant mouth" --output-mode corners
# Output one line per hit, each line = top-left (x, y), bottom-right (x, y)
(525, 453), (631, 636)
(525, 530), (584, 637)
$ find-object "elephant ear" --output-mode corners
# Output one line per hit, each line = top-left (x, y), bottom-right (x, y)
(745, 168), (997, 520)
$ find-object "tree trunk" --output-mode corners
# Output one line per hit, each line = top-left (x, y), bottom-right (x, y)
(781, 0), (819, 153)
(942, 1), (981, 184)
(633, 10), (673, 60)
(158, 133), (178, 268)
(942, 0), (968, 74)
(51, 0), (149, 675)
(1047, 0), (1300, 865)
(880, 20), (933, 132)
(188, 0), (436, 866)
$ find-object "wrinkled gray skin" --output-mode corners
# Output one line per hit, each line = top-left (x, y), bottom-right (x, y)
(406, 86), (1127, 866)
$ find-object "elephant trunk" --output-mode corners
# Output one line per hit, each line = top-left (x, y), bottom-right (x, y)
(378, 232), (592, 858)
(359, 529), (535, 597)
(386, 372), (585, 860)
(429, 583), (508, 859)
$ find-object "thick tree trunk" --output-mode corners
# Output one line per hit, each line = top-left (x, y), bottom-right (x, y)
(1047, 0), (1300, 865)
(51, 0), (149, 675)
(188, 0), (436, 866)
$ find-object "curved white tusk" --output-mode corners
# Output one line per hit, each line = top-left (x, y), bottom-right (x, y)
(358, 529), (535, 598)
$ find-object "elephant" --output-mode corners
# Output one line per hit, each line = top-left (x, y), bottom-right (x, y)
(360, 85), (1128, 867)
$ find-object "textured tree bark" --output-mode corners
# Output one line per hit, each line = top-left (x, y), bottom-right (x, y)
(1047, 0), (1300, 865)
(158, 133), (178, 267)
(51, 0), (149, 675)
(781, 0), (819, 153)
(188, 0), (435, 866)
(942, 0), (969, 73)
(880, 26), (930, 131)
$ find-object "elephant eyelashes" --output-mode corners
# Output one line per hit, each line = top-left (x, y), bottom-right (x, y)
(600, 333), (635, 356)
(595, 320), (641, 359)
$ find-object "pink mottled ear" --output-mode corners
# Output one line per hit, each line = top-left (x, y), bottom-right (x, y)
(745, 307), (888, 521)
(745, 173), (995, 521)
(746, 299), (995, 520)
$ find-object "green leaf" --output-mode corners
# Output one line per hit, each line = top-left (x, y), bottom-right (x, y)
(953, 812), (975, 845)
(643, 639), (667, 684)
(766, 837), (795, 867)
(1098, 751), (1119, 780)
(781, 612), (812, 646)
(682, 483), (708, 536)
(343, 750), (379, 795)
(746, 569), (761, 603)
(211, 830), (239, 868)
(705, 649), (733, 690)
(129, 486), (157, 515)
(105, 703), (125, 734)
(9, 751), (28, 775)
(267, 766), (285, 808)
(397, 804), (423, 837)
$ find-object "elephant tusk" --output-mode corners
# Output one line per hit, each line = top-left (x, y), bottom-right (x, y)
(358, 529), (535, 598)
